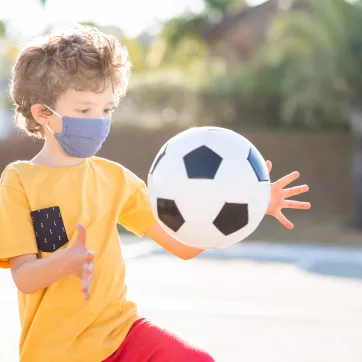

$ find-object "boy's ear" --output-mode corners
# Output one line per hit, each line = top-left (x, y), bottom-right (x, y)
(31, 104), (52, 126)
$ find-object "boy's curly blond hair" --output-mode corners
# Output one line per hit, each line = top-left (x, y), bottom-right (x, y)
(10, 25), (132, 138)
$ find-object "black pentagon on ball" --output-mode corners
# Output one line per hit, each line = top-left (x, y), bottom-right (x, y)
(149, 145), (168, 175)
(247, 145), (269, 182)
(213, 203), (248, 236)
(157, 198), (185, 232)
(183, 145), (223, 179)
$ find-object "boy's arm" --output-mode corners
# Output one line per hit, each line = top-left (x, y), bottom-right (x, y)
(9, 225), (94, 297)
(10, 251), (70, 294)
(145, 223), (203, 260)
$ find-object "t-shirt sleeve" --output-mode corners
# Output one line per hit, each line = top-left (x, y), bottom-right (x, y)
(117, 170), (157, 237)
(0, 173), (38, 269)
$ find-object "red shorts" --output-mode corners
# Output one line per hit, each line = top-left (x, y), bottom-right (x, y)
(103, 318), (214, 362)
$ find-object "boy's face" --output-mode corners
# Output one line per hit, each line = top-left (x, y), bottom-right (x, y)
(48, 83), (116, 134)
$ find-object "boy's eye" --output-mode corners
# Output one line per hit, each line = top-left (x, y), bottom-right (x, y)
(104, 108), (115, 114)
(78, 109), (90, 114)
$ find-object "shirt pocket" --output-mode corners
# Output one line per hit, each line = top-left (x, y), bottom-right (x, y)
(31, 206), (69, 253)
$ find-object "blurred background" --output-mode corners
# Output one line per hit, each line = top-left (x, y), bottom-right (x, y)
(1, 0), (362, 361)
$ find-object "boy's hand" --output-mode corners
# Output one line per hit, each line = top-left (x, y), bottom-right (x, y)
(265, 160), (311, 229)
(67, 225), (94, 300)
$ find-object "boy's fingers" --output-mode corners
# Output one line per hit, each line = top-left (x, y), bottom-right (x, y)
(83, 262), (94, 277)
(85, 251), (94, 263)
(276, 171), (300, 189)
(74, 224), (87, 246)
(283, 200), (311, 210)
(82, 262), (94, 300)
(82, 289), (90, 300)
(266, 160), (272, 174)
(76, 224), (87, 243)
(276, 212), (294, 230)
(283, 185), (309, 198)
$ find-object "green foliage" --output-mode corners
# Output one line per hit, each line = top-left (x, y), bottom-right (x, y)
(259, 0), (360, 129)
(125, 71), (204, 114)
(79, 21), (99, 28)
(116, 67), (282, 130)
(160, 0), (247, 59)
(161, 14), (208, 48)
(122, 37), (147, 71)
(0, 21), (5, 39)
(344, 4), (362, 104)
(204, 0), (246, 13)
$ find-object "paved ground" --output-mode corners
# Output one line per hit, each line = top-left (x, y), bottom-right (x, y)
(1, 252), (362, 362)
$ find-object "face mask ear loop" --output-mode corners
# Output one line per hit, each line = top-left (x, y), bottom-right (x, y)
(43, 104), (62, 135)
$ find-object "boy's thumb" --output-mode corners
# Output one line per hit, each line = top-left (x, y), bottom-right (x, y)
(74, 224), (87, 245)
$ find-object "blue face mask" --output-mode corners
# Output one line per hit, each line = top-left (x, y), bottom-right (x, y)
(44, 105), (111, 158)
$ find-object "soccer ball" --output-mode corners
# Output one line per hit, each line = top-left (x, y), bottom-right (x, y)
(147, 127), (270, 249)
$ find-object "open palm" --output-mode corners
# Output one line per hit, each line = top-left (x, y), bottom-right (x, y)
(265, 160), (311, 229)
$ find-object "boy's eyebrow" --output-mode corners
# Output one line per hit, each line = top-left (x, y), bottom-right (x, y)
(76, 101), (95, 105)
(76, 101), (115, 106)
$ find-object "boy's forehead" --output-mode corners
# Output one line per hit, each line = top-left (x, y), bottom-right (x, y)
(62, 89), (115, 105)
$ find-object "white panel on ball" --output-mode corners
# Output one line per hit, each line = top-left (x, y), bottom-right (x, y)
(165, 128), (208, 158)
(147, 153), (187, 203)
(214, 160), (257, 204)
(174, 179), (224, 223)
(248, 182), (271, 224)
(205, 127), (252, 161)
(175, 221), (226, 249)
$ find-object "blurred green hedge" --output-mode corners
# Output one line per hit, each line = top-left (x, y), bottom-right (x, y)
(114, 68), (348, 131)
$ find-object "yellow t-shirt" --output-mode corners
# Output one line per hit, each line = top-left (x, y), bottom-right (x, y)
(0, 157), (157, 362)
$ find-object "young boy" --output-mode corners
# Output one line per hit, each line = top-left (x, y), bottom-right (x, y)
(0, 26), (310, 362)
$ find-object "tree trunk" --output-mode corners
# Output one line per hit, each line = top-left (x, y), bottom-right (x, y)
(350, 108), (362, 228)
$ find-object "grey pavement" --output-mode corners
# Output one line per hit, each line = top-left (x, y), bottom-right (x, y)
(1, 243), (362, 362)
(124, 236), (362, 279)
